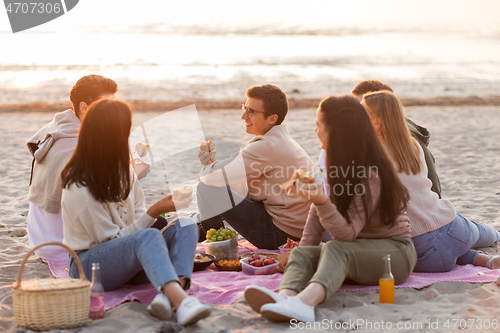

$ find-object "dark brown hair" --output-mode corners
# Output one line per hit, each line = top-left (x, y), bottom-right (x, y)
(352, 79), (393, 96)
(61, 99), (132, 203)
(246, 84), (288, 125)
(69, 75), (118, 115)
(319, 94), (408, 227)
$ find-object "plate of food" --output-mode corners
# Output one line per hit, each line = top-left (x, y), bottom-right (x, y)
(193, 253), (215, 272)
(214, 257), (242, 271)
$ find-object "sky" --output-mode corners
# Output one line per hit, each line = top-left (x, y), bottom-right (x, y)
(1, 0), (499, 35)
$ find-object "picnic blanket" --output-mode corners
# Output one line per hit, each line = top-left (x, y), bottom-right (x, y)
(47, 240), (500, 310)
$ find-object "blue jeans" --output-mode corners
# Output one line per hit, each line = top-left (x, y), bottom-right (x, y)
(69, 217), (198, 291)
(196, 182), (293, 250)
(412, 213), (500, 272)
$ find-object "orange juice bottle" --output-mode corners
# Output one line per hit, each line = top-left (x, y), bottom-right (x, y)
(379, 254), (394, 304)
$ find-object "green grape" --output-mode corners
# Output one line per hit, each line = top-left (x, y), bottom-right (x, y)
(204, 227), (238, 242)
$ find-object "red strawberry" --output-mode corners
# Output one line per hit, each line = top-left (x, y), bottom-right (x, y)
(251, 260), (263, 267)
(263, 258), (275, 266)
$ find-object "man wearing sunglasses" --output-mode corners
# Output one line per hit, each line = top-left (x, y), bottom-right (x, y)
(196, 84), (315, 249)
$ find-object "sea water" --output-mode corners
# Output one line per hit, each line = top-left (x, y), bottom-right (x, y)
(1, 0), (499, 105)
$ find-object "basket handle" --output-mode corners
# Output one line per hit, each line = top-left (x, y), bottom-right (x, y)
(15, 241), (88, 288)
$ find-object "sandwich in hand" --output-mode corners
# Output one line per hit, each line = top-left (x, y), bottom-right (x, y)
(135, 142), (149, 157)
(291, 169), (315, 184)
(172, 185), (193, 201)
(199, 140), (215, 163)
(281, 169), (322, 195)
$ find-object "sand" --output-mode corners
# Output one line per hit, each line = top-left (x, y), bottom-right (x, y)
(1, 106), (500, 332)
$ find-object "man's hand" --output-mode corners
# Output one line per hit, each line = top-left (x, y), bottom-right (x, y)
(198, 149), (216, 166)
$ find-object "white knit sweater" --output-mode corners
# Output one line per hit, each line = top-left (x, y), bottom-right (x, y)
(62, 178), (154, 251)
(390, 144), (456, 237)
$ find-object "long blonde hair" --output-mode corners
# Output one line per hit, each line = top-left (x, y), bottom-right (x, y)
(362, 90), (422, 175)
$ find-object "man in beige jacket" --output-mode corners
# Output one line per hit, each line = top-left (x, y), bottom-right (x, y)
(26, 75), (117, 262)
(197, 84), (315, 249)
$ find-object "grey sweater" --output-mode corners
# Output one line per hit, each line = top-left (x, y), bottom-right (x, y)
(27, 110), (80, 214)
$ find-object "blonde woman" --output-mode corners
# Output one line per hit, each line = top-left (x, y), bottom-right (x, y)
(362, 90), (500, 272)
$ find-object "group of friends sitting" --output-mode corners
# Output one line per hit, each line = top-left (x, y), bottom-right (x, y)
(26, 75), (500, 325)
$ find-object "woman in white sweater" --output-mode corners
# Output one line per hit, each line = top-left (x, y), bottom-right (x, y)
(362, 90), (500, 272)
(61, 99), (211, 325)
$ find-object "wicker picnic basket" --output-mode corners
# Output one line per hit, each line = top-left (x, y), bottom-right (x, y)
(12, 241), (91, 331)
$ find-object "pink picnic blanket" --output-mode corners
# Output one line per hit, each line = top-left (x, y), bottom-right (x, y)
(47, 240), (500, 310)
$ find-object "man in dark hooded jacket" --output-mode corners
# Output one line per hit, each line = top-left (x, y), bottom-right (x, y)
(350, 80), (441, 198)
(404, 117), (441, 197)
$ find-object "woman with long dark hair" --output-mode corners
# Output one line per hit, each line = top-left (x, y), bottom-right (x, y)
(362, 90), (500, 272)
(61, 99), (211, 325)
(244, 95), (417, 323)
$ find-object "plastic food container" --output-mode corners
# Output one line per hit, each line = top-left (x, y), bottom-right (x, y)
(278, 245), (294, 254)
(240, 255), (280, 275)
(202, 236), (238, 258)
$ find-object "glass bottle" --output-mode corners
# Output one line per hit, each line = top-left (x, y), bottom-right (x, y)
(89, 262), (105, 319)
(379, 254), (394, 304)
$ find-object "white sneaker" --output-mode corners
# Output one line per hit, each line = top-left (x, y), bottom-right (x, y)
(261, 296), (315, 323)
(244, 285), (284, 313)
(147, 293), (172, 321)
(176, 296), (212, 326)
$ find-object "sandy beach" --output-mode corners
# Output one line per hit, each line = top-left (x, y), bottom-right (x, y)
(1, 1), (499, 331)
(0, 105), (499, 332)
